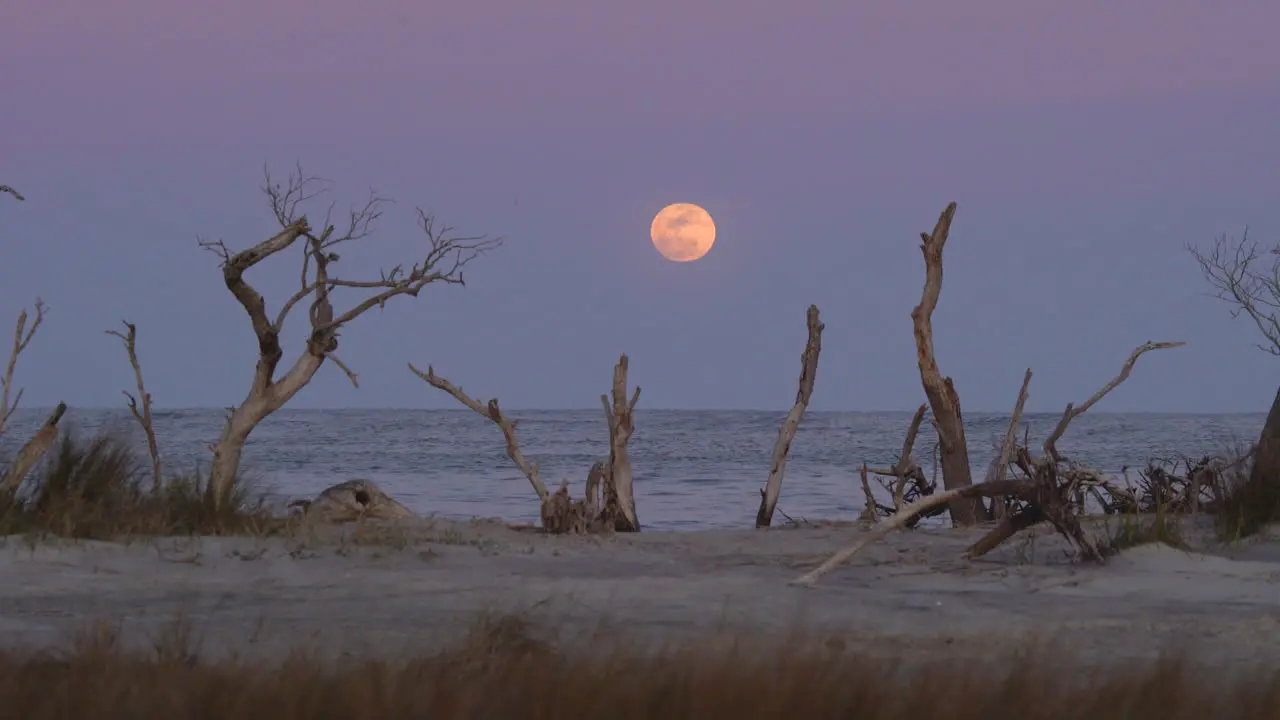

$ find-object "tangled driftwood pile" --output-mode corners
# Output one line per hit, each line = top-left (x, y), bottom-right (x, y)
(789, 203), (1197, 587)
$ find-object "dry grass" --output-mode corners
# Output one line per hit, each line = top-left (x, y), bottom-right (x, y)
(0, 426), (289, 538)
(1214, 443), (1280, 539)
(1, 615), (1277, 719)
(1102, 504), (1190, 554)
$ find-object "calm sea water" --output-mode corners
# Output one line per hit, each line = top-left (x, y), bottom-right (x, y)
(0, 408), (1264, 530)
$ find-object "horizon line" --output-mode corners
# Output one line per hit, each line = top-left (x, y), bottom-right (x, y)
(9, 405), (1268, 417)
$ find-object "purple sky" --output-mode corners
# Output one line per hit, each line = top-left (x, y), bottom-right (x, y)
(2, 0), (1277, 412)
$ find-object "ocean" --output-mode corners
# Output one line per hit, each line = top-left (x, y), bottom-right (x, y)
(0, 407), (1264, 530)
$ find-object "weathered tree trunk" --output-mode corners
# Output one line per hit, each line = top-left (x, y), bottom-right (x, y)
(757, 305), (824, 527)
(910, 202), (983, 526)
(207, 352), (324, 507)
(601, 355), (641, 532)
(1249, 385), (1280, 523)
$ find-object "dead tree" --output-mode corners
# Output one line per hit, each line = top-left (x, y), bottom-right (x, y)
(756, 305), (824, 527)
(910, 202), (983, 525)
(106, 321), (163, 492)
(198, 165), (499, 508)
(1190, 229), (1280, 533)
(602, 354), (641, 532)
(795, 342), (1183, 586)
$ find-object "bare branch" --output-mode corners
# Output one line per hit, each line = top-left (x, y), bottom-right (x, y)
(1189, 230), (1280, 355)
(410, 363), (549, 501)
(106, 321), (163, 492)
(857, 463), (878, 523)
(0, 298), (46, 436)
(329, 354), (360, 388)
(1043, 341), (1186, 463)
(315, 211), (502, 333)
(0, 185), (24, 202)
(264, 163), (331, 228)
(990, 369), (1032, 485)
(866, 404), (930, 511)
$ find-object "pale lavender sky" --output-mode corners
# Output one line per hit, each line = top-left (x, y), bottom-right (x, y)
(1, 0), (1277, 412)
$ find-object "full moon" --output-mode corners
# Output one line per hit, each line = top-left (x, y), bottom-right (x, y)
(650, 203), (716, 262)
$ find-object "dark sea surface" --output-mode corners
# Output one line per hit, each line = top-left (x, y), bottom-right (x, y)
(0, 408), (1263, 530)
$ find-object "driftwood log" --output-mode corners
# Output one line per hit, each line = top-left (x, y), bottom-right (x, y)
(289, 479), (415, 523)
(756, 305), (824, 527)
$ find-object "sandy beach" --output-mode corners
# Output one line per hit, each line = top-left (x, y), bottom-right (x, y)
(3, 516), (1278, 668)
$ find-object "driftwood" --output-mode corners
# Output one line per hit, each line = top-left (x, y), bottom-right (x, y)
(289, 479), (415, 523)
(799, 341), (1184, 586)
(540, 461), (612, 535)
(984, 369), (1032, 520)
(106, 321), (163, 492)
(1043, 341), (1186, 464)
(199, 165), (499, 508)
(410, 363), (550, 501)
(0, 403), (67, 496)
(601, 355), (641, 532)
(414, 364), (617, 535)
(910, 203), (982, 525)
(857, 463), (878, 523)
(794, 479), (1035, 586)
(864, 404), (937, 526)
(756, 305), (824, 527)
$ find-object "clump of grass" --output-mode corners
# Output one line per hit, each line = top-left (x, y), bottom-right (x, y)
(0, 426), (287, 539)
(1, 614), (1277, 719)
(1102, 502), (1189, 554)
